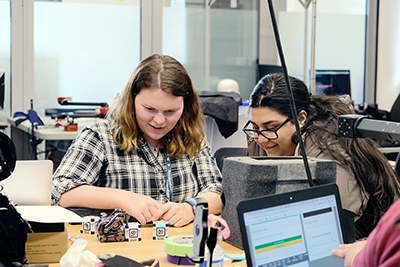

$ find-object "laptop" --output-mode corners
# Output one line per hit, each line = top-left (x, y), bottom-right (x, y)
(237, 183), (347, 267)
(0, 160), (53, 205)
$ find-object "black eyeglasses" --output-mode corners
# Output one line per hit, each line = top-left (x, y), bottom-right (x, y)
(242, 117), (292, 140)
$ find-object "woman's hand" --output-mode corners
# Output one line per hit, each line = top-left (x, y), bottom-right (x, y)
(151, 202), (195, 227)
(59, 185), (162, 225)
(119, 192), (162, 225)
(331, 240), (367, 267)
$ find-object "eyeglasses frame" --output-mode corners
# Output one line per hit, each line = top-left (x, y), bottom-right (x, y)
(242, 116), (292, 140)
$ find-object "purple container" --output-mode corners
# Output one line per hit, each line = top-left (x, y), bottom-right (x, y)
(166, 254), (195, 265)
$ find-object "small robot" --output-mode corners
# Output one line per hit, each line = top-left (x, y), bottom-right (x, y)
(96, 210), (129, 242)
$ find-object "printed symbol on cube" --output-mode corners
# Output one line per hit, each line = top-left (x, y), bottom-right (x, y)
(152, 220), (169, 240)
(125, 222), (141, 241)
(80, 216), (100, 235)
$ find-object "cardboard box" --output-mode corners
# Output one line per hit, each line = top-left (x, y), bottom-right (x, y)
(25, 223), (69, 264)
(15, 206), (85, 264)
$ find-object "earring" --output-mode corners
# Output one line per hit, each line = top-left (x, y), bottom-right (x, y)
(291, 132), (299, 144)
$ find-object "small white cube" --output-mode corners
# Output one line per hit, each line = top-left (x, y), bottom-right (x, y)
(80, 216), (100, 235)
(125, 222), (142, 241)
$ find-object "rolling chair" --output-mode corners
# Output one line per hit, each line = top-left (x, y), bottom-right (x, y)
(359, 92), (400, 122)
(357, 93), (400, 160)
(213, 147), (248, 172)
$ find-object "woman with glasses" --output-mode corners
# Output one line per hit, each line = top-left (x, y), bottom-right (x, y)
(244, 72), (400, 239)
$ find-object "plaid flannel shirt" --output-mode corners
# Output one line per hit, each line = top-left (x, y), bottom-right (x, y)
(52, 121), (222, 205)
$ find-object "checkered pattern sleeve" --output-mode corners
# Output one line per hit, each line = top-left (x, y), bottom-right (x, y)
(52, 121), (223, 206)
(192, 143), (223, 196)
(52, 125), (106, 205)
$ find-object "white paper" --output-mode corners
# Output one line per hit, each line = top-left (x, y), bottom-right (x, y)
(16, 205), (85, 223)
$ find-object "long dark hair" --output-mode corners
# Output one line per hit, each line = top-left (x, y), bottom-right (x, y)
(250, 72), (400, 227)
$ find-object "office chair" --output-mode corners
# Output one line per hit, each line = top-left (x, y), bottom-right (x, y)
(357, 93), (400, 160)
(213, 147), (248, 172)
(359, 92), (400, 122)
(388, 93), (400, 122)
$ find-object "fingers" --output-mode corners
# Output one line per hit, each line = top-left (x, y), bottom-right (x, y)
(134, 213), (147, 225)
(332, 244), (350, 258)
(156, 202), (194, 227)
(332, 241), (366, 267)
(124, 198), (194, 227)
(123, 194), (162, 225)
(331, 248), (345, 258)
(173, 217), (189, 228)
(133, 203), (160, 224)
(161, 211), (185, 227)
(151, 202), (172, 222)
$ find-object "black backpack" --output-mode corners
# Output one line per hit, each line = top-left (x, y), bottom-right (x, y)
(0, 131), (29, 266)
(0, 193), (29, 266)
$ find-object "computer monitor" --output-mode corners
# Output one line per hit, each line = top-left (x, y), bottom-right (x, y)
(315, 70), (351, 97)
(0, 70), (5, 110)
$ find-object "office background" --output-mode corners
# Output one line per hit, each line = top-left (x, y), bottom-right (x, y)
(0, 0), (399, 130)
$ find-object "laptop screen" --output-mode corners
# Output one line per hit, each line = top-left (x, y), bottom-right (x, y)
(238, 184), (346, 267)
(0, 160), (53, 205)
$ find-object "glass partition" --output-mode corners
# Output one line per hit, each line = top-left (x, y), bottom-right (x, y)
(263, 0), (367, 104)
(210, 1), (258, 100)
(34, 0), (141, 117)
(162, 1), (207, 92)
(162, 0), (259, 100)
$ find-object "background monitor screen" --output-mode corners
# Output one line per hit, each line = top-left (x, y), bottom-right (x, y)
(315, 70), (351, 97)
(257, 64), (282, 81)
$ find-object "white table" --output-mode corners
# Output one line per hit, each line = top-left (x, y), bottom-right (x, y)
(8, 116), (104, 161)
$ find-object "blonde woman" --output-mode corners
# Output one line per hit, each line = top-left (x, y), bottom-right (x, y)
(52, 54), (222, 227)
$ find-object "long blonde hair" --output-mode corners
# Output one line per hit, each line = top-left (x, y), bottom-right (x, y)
(107, 54), (205, 159)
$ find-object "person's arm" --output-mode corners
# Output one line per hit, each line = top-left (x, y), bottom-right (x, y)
(196, 191), (222, 215)
(60, 184), (161, 224)
(53, 124), (162, 225)
(52, 127), (105, 206)
(152, 191), (221, 227)
(331, 241), (366, 267)
(151, 144), (222, 227)
(333, 199), (400, 267)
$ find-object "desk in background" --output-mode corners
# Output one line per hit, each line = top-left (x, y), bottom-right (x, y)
(0, 120), (7, 130)
(8, 111), (249, 165)
(8, 117), (104, 167)
(48, 223), (246, 267)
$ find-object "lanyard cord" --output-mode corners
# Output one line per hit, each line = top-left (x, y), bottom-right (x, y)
(165, 157), (172, 201)
(145, 141), (173, 201)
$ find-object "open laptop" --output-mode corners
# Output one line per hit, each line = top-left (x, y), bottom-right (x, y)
(0, 160), (53, 205)
(237, 183), (347, 267)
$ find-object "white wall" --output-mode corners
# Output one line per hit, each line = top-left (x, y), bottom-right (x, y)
(376, 0), (400, 111)
(259, 0), (367, 105)
(287, 0), (366, 15)
(34, 2), (141, 117)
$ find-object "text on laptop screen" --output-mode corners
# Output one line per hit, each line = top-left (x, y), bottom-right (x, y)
(242, 194), (344, 267)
